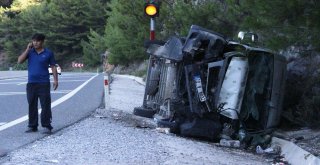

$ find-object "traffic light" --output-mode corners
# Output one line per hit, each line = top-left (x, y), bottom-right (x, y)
(144, 2), (159, 17)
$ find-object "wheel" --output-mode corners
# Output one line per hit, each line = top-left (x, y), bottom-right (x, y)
(133, 107), (157, 118)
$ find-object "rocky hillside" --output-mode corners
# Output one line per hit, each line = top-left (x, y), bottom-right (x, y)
(282, 54), (320, 128)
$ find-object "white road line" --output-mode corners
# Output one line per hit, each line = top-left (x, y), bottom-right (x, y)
(0, 82), (25, 85)
(52, 90), (73, 94)
(54, 75), (95, 79)
(54, 74), (96, 78)
(0, 74), (99, 132)
(0, 90), (72, 96)
(0, 122), (6, 126)
(16, 80), (87, 86)
(17, 82), (27, 85)
(0, 77), (27, 81)
(0, 92), (25, 96)
(51, 80), (86, 83)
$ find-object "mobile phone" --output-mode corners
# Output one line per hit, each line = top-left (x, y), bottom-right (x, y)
(29, 42), (33, 48)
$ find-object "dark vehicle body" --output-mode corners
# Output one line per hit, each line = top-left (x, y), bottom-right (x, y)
(134, 25), (287, 143)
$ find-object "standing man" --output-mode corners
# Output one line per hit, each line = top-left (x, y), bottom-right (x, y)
(18, 33), (58, 134)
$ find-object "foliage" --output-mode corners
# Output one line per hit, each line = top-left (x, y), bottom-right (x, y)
(0, 0), (108, 66)
(103, 0), (236, 65)
(104, 0), (150, 65)
(13, 61), (27, 70)
(82, 29), (106, 67)
(160, 0), (238, 37)
(1, 0), (319, 66)
(225, 0), (320, 52)
(0, 0), (43, 20)
(0, 0), (14, 8)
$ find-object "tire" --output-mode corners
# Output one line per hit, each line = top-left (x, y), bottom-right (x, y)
(133, 107), (157, 118)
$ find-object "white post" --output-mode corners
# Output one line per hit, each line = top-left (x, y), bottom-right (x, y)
(104, 73), (110, 109)
(150, 18), (155, 40)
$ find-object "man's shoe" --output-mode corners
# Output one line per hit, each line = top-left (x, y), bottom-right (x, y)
(42, 127), (52, 134)
(25, 127), (38, 133)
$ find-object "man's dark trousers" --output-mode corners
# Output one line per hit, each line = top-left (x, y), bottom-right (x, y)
(26, 83), (52, 129)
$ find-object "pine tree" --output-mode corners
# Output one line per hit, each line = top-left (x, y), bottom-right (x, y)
(160, 0), (239, 38)
(104, 0), (149, 65)
(82, 29), (106, 67)
(227, 0), (320, 52)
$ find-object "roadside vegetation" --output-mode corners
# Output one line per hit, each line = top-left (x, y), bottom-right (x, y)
(0, 0), (319, 127)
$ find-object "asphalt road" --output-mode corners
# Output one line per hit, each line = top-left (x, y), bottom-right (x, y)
(0, 72), (103, 156)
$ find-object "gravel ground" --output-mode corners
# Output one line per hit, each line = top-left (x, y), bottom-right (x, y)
(0, 110), (269, 165)
(0, 74), (271, 164)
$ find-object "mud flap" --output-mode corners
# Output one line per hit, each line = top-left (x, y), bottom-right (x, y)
(180, 118), (222, 141)
(133, 107), (157, 118)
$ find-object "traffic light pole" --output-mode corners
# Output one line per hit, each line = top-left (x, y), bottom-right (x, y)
(150, 18), (155, 40)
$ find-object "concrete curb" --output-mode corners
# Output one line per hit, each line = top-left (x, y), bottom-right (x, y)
(272, 137), (320, 165)
(114, 74), (146, 86)
(133, 77), (145, 86)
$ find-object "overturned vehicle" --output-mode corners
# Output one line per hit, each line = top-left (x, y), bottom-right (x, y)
(134, 25), (287, 146)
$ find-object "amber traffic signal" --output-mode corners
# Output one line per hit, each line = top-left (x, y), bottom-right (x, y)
(144, 2), (159, 17)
